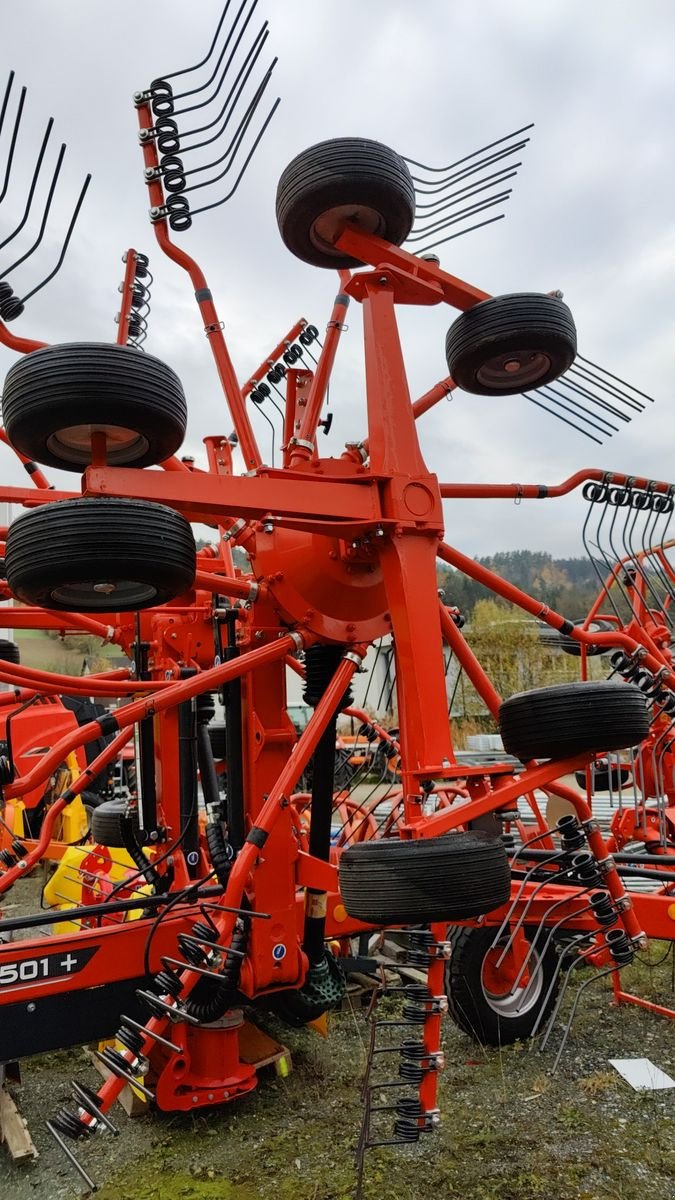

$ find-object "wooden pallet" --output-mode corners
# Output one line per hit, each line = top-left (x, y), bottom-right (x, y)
(0, 1083), (39, 1163)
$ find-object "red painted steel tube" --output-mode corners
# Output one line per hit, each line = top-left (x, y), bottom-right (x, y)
(0, 659), (165, 697)
(242, 319), (307, 397)
(0, 319), (47, 354)
(437, 540), (675, 675)
(136, 102), (261, 471)
(116, 249), (137, 345)
(160, 456), (193, 472)
(335, 225), (490, 310)
(0, 429), (52, 488)
(412, 376), (455, 419)
(0, 725), (134, 893)
(193, 569), (259, 600)
(439, 468), (674, 501)
(290, 279), (351, 463)
(438, 602), (502, 719)
(91, 649), (358, 1119)
(4, 635), (299, 799)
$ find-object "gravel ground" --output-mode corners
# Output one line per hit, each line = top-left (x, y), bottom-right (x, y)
(1, 943), (674, 1200)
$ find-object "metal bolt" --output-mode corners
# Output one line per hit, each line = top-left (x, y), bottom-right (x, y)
(378, 275), (388, 285)
(27, 1003), (36, 1013)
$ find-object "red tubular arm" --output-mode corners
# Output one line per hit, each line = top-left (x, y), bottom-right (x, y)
(5, 634), (299, 799)
(242, 319), (307, 397)
(290, 275), (351, 463)
(439, 468), (674, 501)
(0, 319), (47, 354)
(438, 602), (502, 719)
(0, 726), (134, 894)
(116, 249), (137, 345)
(136, 102), (261, 471)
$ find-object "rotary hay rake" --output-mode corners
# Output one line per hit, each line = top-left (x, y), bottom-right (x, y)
(0, 2), (673, 1193)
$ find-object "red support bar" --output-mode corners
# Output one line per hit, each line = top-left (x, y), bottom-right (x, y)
(290, 277), (351, 464)
(439, 468), (675, 501)
(0, 319), (47, 354)
(335, 225), (490, 311)
(439, 602), (502, 719)
(242, 318), (307, 397)
(116, 249), (138, 345)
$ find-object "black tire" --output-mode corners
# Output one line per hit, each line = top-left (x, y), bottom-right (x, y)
(276, 138), (415, 268)
(90, 798), (140, 847)
(338, 831), (510, 924)
(208, 722), (227, 760)
(499, 680), (649, 762)
(0, 638), (20, 664)
(5, 498), (196, 612)
(445, 293), (576, 396)
(446, 925), (560, 1046)
(2, 342), (187, 471)
(574, 760), (631, 792)
(539, 618), (616, 657)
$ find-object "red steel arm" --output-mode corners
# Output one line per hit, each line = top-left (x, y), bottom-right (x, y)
(136, 101), (262, 471)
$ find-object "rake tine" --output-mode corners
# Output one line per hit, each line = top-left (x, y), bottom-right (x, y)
(187, 94), (279, 219)
(523, 391), (606, 443)
(550, 374), (633, 423)
(576, 353), (655, 405)
(154, 0), (235, 88)
(414, 212), (506, 254)
(414, 163), (521, 214)
(19, 172), (91, 305)
(567, 362), (645, 412)
(534, 383), (619, 433)
(409, 139), (529, 196)
(0, 71), (15, 140)
(406, 189), (512, 243)
(179, 22), (269, 148)
(551, 963), (618, 1073)
(180, 59), (276, 188)
(172, 0), (259, 116)
(0, 117), (53, 251)
(404, 121), (534, 174)
(0, 83), (26, 206)
(0, 142), (65, 281)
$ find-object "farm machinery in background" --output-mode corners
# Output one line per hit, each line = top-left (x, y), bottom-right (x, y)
(0, 2), (673, 1192)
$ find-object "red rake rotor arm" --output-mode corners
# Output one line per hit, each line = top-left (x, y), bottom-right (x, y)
(136, 100), (262, 471)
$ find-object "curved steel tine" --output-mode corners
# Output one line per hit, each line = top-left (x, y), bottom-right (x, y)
(535, 383), (619, 433)
(576, 353), (655, 406)
(523, 392), (604, 443)
(406, 190), (512, 243)
(0, 72), (15, 140)
(551, 963), (618, 1073)
(508, 890), (599, 995)
(533, 933), (598, 1046)
(404, 122), (533, 174)
(409, 139), (530, 196)
(627, 497), (671, 624)
(549, 374), (632, 423)
(567, 361), (645, 412)
(173, 0), (258, 116)
(414, 213), (506, 254)
(488, 831), (568, 953)
(19, 173), (91, 304)
(494, 853), (598, 970)
(182, 62), (275, 190)
(179, 23), (269, 148)
(581, 496), (622, 621)
(0, 84), (26, 206)
(154, 0), (234, 87)
(526, 386), (613, 439)
(414, 163), (521, 214)
(0, 117), (53, 251)
(0, 142), (66, 280)
(187, 95), (280, 218)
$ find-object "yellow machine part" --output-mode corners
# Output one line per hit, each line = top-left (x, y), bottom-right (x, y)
(43, 844), (151, 934)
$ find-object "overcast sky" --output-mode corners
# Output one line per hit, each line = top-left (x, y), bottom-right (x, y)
(1, 0), (674, 566)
